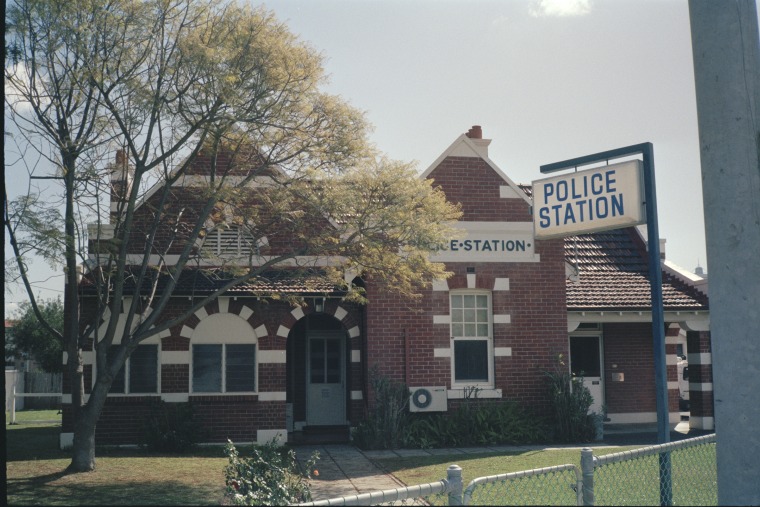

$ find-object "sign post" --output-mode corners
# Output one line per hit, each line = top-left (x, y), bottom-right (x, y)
(537, 143), (672, 506)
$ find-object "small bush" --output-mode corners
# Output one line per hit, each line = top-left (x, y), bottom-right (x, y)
(224, 439), (319, 506)
(544, 354), (601, 443)
(141, 400), (208, 453)
(352, 366), (410, 450)
(402, 393), (549, 448)
(352, 370), (550, 449)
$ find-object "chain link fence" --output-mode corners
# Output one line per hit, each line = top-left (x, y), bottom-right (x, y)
(299, 433), (717, 506)
(589, 433), (717, 506)
(463, 464), (582, 506)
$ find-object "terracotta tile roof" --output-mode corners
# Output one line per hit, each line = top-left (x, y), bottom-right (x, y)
(80, 268), (345, 297)
(565, 227), (709, 311)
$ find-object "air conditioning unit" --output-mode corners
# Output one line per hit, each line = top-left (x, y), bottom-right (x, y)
(409, 386), (448, 412)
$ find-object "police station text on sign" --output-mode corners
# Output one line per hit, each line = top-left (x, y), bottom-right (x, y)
(532, 160), (646, 240)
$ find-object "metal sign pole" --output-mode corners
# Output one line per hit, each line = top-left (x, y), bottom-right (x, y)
(540, 143), (671, 505)
(641, 144), (672, 506)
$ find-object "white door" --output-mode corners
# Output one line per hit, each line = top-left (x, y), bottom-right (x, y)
(306, 331), (346, 426)
(570, 335), (604, 415)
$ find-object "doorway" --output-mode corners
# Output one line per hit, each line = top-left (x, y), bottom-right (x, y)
(570, 335), (604, 414)
(306, 330), (346, 426)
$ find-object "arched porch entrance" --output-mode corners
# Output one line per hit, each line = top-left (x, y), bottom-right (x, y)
(286, 313), (351, 442)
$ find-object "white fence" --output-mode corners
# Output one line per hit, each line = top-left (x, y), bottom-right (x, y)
(5, 370), (62, 423)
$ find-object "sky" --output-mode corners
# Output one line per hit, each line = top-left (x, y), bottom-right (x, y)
(259, 0), (710, 259)
(4, 0), (719, 317)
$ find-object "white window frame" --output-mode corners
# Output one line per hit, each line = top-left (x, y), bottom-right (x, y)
(449, 290), (494, 389)
(190, 312), (259, 395)
(191, 343), (257, 394)
(106, 344), (160, 396)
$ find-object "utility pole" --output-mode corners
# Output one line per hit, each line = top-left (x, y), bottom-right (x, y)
(689, 1), (760, 505)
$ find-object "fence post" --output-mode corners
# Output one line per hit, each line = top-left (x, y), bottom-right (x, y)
(11, 384), (18, 424)
(447, 464), (463, 506)
(580, 447), (594, 506)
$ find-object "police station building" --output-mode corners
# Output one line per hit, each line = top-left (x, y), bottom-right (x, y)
(61, 126), (712, 447)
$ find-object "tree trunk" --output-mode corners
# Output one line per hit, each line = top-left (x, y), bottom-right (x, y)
(65, 353), (95, 473)
(61, 148), (96, 474)
(67, 417), (96, 473)
(65, 384), (109, 473)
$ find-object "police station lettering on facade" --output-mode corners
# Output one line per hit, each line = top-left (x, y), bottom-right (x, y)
(532, 160), (646, 239)
(449, 238), (527, 252)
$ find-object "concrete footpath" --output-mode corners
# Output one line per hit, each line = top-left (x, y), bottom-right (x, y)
(295, 420), (711, 502)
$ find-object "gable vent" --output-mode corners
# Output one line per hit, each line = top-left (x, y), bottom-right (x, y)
(202, 226), (256, 257)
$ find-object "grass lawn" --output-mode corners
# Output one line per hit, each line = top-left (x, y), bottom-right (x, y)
(373, 447), (633, 486)
(7, 410), (717, 506)
(6, 411), (229, 506)
(6, 409), (62, 425)
(374, 443), (717, 506)
(374, 447), (633, 505)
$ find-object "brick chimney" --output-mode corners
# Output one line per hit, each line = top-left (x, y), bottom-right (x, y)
(464, 125), (491, 157)
(110, 149), (133, 223)
(466, 125), (483, 139)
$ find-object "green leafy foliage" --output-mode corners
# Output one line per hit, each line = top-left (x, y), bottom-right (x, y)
(352, 373), (548, 449)
(351, 366), (410, 449)
(402, 396), (549, 449)
(544, 354), (601, 443)
(224, 439), (318, 506)
(141, 401), (209, 453)
(7, 298), (64, 373)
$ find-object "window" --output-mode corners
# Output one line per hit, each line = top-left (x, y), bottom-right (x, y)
(192, 344), (256, 393)
(108, 344), (158, 394)
(201, 226), (256, 257)
(450, 292), (493, 386)
(310, 338), (342, 384)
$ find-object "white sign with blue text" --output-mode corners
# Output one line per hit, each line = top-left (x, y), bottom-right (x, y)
(432, 222), (539, 263)
(532, 160), (646, 239)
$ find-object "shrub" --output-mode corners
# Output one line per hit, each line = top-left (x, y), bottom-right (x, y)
(352, 366), (410, 450)
(352, 370), (550, 449)
(141, 400), (208, 453)
(544, 354), (601, 443)
(401, 392), (549, 448)
(224, 439), (319, 506)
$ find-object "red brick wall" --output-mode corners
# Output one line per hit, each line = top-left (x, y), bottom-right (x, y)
(65, 396), (285, 445)
(687, 330), (714, 418)
(190, 396), (284, 443)
(93, 396), (160, 445)
(364, 153), (567, 418)
(427, 156), (531, 222)
(602, 323), (657, 414)
(64, 296), (365, 444)
(161, 364), (189, 393)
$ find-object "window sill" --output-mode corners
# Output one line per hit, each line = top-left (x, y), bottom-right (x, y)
(190, 392), (258, 396)
(447, 387), (502, 399)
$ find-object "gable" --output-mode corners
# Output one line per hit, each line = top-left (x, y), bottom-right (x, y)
(422, 129), (531, 223)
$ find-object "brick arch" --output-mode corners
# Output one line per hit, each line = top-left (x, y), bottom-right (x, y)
(192, 312), (260, 343)
(326, 303), (362, 341)
(446, 274), (468, 290)
(273, 301), (362, 340)
(178, 297), (259, 339)
(441, 272), (497, 292)
(91, 299), (160, 345)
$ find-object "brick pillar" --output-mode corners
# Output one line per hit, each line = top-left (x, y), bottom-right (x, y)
(665, 323), (681, 417)
(686, 330), (714, 430)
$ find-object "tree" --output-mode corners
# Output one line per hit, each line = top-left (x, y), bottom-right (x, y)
(7, 298), (65, 374)
(4, 0), (461, 473)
